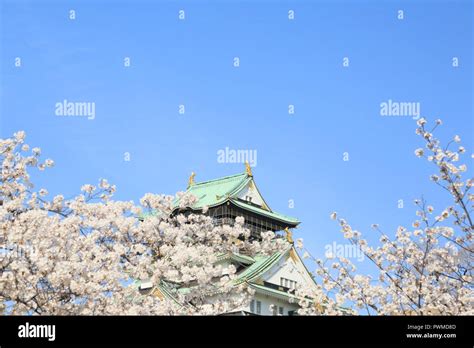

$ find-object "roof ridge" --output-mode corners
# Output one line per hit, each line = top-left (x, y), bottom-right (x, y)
(191, 172), (247, 187)
(230, 199), (300, 224)
(235, 249), (288, 284)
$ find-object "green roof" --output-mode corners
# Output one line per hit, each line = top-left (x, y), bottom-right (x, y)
(235, 249), (287, 285)
(217, 252), (256, 265)
(232, 200), (299, 225)
(174, 171), (300, 226)
(155, 280), (187, 307)
(179, 172), (249, 209)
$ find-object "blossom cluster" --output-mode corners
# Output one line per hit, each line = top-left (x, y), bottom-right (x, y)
(296, 119), (473, 315)
(0, 131), (284, 315)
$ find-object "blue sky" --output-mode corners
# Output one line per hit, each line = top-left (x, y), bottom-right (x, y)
(1, 0), (472, 275)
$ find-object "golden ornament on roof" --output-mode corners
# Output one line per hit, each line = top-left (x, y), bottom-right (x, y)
(284, 227), (293, 244)
(245, 161), (253, 177)
(188, 172), (196, 187)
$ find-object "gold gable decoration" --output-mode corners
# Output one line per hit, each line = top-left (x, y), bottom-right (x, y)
(314, 302), (324, 314)
(284, 227), (294, 244)
(188, 172), (196, 188)
(245, 161), (253, 177)
(152, 288), (164, 300)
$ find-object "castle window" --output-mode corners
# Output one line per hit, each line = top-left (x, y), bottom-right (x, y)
(250, 300), (255, 313)
(279, 306), (284, 315)
(280, 277), (297, 290)
(256, 301), (261, 314)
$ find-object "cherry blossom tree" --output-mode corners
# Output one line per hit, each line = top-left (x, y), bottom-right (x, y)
(0, 131), (287, 315)
(297, 118), (473, 315)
